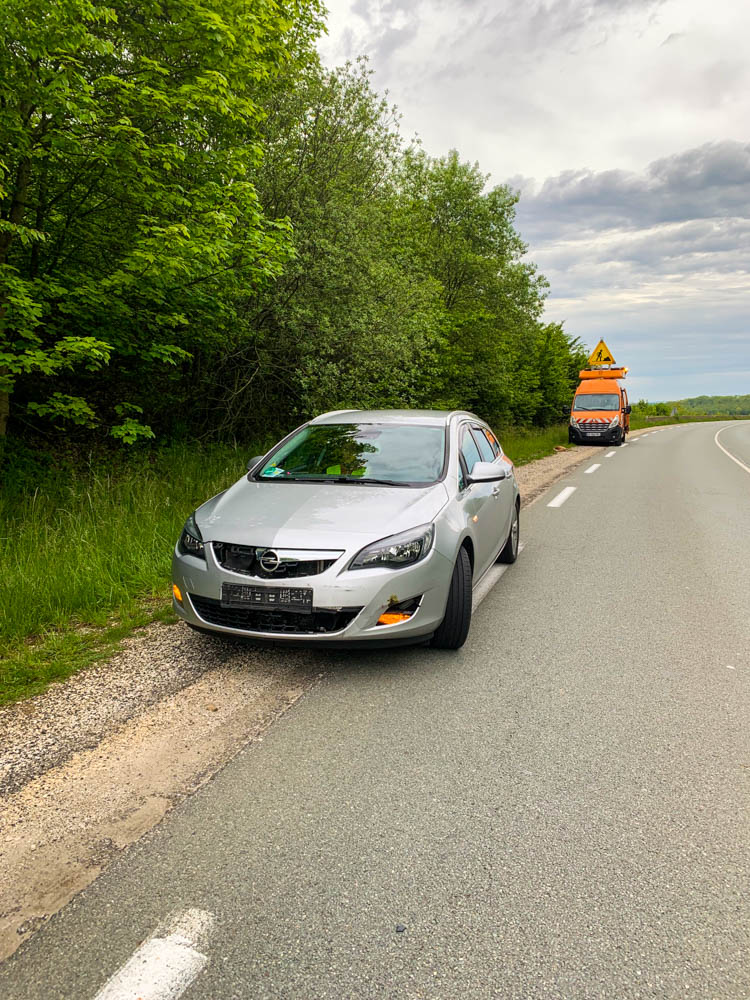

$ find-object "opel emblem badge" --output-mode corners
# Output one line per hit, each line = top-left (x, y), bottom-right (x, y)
(259, 549), (281, 573)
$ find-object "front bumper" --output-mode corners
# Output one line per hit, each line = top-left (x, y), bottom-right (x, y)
(172, 541), (454, 644)
(569, 424), (621, 444)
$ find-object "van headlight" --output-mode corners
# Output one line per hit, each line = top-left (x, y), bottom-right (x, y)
(178, 512), (205, 559)
(609, 416), (620, 428)
(351, 524), (434, 569)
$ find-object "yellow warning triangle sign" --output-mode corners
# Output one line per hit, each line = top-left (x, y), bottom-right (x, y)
(588, 339), (616, 366)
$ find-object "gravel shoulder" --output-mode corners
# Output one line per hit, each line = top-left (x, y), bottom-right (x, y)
(0, 437), (640, 962)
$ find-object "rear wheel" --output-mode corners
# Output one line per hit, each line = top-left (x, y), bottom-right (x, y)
(431, 546), (473, 650)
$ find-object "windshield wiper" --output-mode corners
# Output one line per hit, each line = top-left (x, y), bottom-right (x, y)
(332, 476), (406, 486)
(260, 474), (407, 486)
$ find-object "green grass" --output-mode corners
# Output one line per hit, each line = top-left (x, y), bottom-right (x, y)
(0, 442), (260, 705)
(498, 424), (573, 465)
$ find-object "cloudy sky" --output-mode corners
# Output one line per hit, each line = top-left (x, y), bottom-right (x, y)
(318, 0), (750, 401)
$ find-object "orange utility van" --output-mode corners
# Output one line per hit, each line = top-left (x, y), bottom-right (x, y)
(568, 367), (631, 446)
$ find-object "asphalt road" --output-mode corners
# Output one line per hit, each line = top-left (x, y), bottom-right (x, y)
(2, 421), (749, 1000)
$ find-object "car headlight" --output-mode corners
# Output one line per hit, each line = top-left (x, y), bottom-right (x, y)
(178, 512), (205, 559)
(570, 417), (578, 427)
(609, 416), (620, 428)
(350, 523), (434, 570)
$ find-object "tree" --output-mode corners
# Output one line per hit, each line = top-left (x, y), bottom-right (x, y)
(0, 0), (323, 442)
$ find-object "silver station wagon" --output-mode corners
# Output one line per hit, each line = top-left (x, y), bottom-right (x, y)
(172, 409), (520, 649)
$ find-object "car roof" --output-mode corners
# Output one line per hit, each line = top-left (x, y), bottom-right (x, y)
(311, 408), (481, 427)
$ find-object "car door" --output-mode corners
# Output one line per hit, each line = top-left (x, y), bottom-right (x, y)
(472, 423), (513, 555)
(457, 423), (503, 580)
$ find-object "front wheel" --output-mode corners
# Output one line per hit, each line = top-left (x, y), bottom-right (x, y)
(498, 503), (519, 564)
(431, 546), (473, 650)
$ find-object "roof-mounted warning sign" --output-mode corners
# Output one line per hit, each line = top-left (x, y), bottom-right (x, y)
(587, 339), (616, 367)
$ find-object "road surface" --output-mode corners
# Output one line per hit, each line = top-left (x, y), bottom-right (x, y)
(2, 420), (748, 999)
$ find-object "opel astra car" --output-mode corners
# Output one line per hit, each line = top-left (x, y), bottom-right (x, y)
(172, 410), (520, 649)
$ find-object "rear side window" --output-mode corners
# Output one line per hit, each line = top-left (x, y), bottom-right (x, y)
(483, 427), (502, 457)
(472, 427), (496, 463)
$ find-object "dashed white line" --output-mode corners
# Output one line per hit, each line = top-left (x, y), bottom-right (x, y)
(547, 486), (576, 508)
(714, 426), (750, 476)
(584, 463), (601, 474)
(621, 443), (628, 448)
(472, 543), (525, 610)
(604, 450), (617, 458)
(93, 909), (214, 1000)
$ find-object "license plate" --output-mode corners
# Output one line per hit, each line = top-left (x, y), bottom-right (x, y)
(221, 583), (313, 612)
(587, 431), (602, 436)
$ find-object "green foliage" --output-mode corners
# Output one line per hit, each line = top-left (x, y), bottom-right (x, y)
(0, 441), (255, 654)
(0, 0), (324, 438)
(674, 394), (750, 415)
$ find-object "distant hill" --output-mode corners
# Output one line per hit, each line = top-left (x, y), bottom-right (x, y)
(674, 394), (750, 415)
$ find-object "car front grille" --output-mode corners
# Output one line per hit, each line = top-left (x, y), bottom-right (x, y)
(212, 542), (337, 579)
(189, 595), (361, 635)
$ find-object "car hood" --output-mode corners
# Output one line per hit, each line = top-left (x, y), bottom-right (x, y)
(196, 478), (451, 550)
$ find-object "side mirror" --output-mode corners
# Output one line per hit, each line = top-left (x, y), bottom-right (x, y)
(467, 461), (508, 485)
(624, 405), (631, 415)
(247, 455), (264, 472)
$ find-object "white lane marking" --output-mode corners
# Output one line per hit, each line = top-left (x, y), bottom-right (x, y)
(714, 426), (750, 476)
(726, 665), (735, 670)
(605, 450), (617, 458)
(621, 443), (628, 448)
(93, 909), (214, 1000)
(472, 543), (525, 610)
(584, 463), (601, 474)
(547, 486), (576, 508)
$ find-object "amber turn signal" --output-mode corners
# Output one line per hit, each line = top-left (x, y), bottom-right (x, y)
(172, 583), (183, 604)
(377, 611), (412, 626)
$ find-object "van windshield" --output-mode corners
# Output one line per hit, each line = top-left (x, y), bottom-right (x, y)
(573, 394), (620, 411)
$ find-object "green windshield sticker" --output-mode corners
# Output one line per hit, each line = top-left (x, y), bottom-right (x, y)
(326, 464), (342, 475)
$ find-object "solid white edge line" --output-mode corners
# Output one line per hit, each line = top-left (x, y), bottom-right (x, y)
(584, 463), (601, 474)
(714, 426), (750, 476)
(472, 542), (525, 610)
(547, 486), (576, 508)
(604, 450), (617, 457)
(93, 909), (214, 1000)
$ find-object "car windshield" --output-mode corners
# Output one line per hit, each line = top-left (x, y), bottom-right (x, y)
(573, 394), (620, 411)
(256, 423), (446, 486)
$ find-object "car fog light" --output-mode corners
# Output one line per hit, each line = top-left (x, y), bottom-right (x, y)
(172, 583), (183, 604)
(376, 596), (421, 626)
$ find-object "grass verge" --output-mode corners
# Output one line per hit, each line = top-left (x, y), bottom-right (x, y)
(0, 442), (260, 705)
(499, 424), (573, 465)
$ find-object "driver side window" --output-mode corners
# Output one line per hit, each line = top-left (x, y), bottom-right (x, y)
(458, 425), (483, 491)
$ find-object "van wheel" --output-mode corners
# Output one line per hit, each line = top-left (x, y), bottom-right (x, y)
(498, 503), (519, 564)
(616, 428), (625, 445)
(431, 547), (472, 649)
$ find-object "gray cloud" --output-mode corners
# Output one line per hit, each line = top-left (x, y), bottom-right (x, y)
(514, 141), (750, 240)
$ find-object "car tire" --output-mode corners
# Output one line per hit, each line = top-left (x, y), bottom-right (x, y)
(431, 546), (472, 650)
(498, 503), (520, 564)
